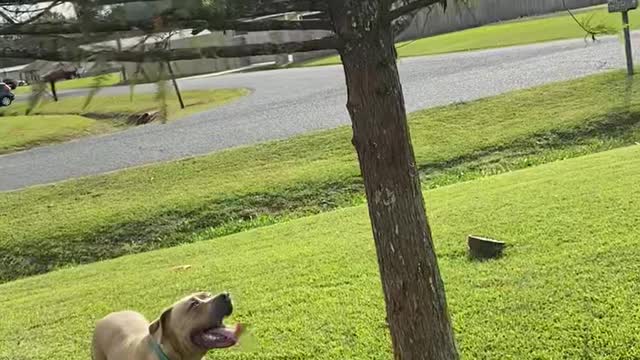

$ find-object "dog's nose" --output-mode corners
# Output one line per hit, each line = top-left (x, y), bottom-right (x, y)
(219, 292), (233, 315)
(214, 292), (232, 305)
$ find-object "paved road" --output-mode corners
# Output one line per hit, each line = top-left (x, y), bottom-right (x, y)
(1, 35), (638, 191)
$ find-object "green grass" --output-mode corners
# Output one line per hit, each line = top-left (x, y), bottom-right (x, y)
(2, 88), (248, 119)
(1, 70), (640, 282)
(0, 115), (117, 154)
(0, 89), (248, 154)
(12, 73), (122, 95)
(0, 144), (638, 359)
(302, 6), (640, 67)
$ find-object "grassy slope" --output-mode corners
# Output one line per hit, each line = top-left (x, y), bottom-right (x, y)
(12, 73), (122, 95)
(1, 88), (248, 118)
(303, 7), (640, 67)
(0, 115), (116, 154)
(0, 144), (638, 359)
(0, 89), (247, 154)
(2, 70), (640, 282)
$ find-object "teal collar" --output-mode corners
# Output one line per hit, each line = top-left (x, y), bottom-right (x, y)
(149, 338), (171, 360)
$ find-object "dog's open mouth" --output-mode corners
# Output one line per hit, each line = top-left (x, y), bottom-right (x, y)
(192, 325), (238, 349)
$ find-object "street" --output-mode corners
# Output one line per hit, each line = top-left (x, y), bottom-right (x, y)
(0, 35), (635, 191)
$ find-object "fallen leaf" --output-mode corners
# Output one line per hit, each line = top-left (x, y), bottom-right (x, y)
(171, 265), (192, 271)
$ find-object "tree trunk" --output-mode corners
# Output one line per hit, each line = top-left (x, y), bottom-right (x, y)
(328, 1), (458, 359)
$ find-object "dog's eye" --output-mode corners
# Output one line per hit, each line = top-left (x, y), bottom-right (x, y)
(188, 299), (200, 310)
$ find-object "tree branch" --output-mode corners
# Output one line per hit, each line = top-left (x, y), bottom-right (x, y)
(0, 36), (342, 61)
(0, 18), (332, 36)
(17, 0), (62, 25)
(0, 0), (143, 5)
(238, 0), (328, 18)
(0, 0), (329, 17)
(0, 7), (15, 24)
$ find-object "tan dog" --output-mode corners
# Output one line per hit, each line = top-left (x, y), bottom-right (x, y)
(92, 292), (237, 360)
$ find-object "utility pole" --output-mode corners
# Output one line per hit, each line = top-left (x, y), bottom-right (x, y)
(609, 0), (638, 76)
(166, 61), (185, 109)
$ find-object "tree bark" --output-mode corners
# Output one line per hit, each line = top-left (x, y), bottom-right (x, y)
(328, 1), (458, 359)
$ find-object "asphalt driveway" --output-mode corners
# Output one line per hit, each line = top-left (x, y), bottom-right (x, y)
(0, 35), (636, 191)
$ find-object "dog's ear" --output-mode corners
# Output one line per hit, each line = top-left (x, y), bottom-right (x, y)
(149, 307), (172, 339)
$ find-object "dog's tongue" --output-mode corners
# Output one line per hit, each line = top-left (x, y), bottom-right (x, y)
(197, 326), (239, 349)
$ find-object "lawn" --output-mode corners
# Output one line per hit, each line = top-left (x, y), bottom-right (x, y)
(0, 144), (638, 359)
(0, 88), (248, 154)
(1, 70), (639, 283)
(12, 73), (122, 95)
(1, 88), (248, 118)
(302, 6), (640, 67)
(0, 115), (117, 154)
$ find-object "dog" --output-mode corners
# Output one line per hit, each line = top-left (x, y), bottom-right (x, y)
(92, 292), (237, 360)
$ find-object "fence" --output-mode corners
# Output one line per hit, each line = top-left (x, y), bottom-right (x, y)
(398, 0), (608, 41)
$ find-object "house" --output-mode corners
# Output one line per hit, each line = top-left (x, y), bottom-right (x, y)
(18, 60), (79, 82)
(1, 59), (126, 85)
(0, 64), (29, 81)
(83, 12), (333, 81)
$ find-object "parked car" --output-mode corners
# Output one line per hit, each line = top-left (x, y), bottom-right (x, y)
(0, 82), (15, 107)
(2, 78), (17, 90)
(17, 80), (28, 87)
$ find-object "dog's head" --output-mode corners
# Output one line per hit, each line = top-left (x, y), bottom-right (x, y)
(149, 292), (237, 357)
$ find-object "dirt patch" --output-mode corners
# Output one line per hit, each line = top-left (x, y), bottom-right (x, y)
(82, 111), (159, 125)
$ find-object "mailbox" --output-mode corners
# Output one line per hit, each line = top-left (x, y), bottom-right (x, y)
(609, 0), (638, 12)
